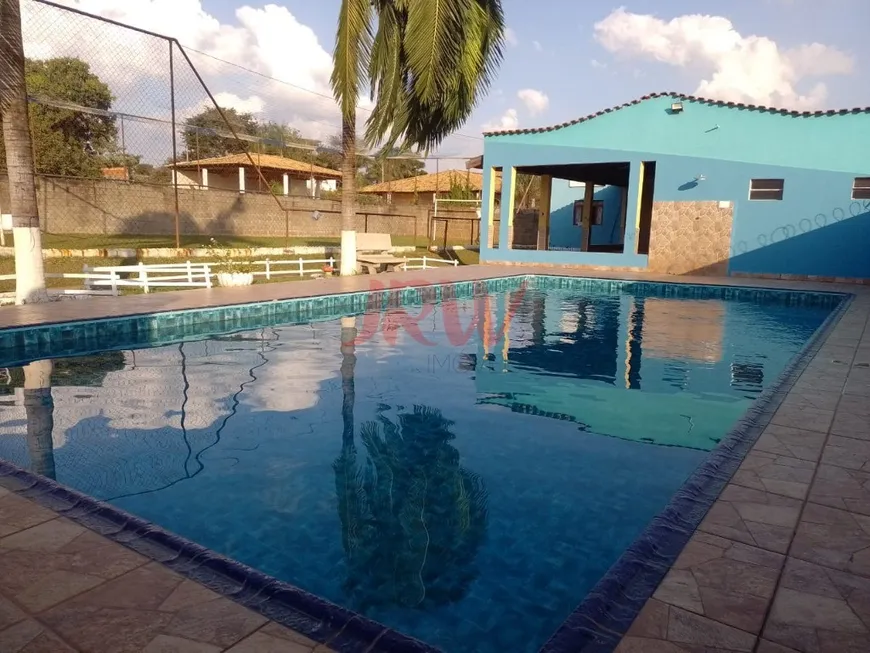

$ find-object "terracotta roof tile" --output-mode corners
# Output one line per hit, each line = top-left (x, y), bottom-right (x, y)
(170, 153), (341, 178)
(358, 169), (502, 194)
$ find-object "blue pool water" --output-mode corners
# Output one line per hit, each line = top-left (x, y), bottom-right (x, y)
(0, 279), (836, 652)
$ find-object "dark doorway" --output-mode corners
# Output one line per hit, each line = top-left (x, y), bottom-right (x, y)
(636, 162), (656, 255)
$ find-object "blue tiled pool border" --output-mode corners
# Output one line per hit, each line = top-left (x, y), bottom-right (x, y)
(0, 274), (854, 653)
(0, 274), (847, 366)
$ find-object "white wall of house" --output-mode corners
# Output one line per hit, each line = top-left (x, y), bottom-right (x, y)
(173, 167), (338, 196)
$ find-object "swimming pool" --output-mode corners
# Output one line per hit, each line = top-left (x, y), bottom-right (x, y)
(0, 276), (846, 652)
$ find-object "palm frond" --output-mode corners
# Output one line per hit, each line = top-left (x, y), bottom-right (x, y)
(331, 0), (374, 119)
(375, 0), (506, 151)
(403, 0), (465, 106)
(365, 3), (409, 147)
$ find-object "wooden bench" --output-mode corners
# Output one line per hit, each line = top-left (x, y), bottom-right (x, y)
(356, 233), (405, 274)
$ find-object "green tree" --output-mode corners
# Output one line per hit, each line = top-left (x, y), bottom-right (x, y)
(256, 121), (319, 159)
(182, 106), (258, 160)
(331, 0), (506, 275)
(359, 148), (425, 186)
(2, 57), (117, 177)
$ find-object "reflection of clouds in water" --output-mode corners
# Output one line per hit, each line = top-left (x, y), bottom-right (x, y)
(0, 326), (342, 496)
(244, 334), (337, 414)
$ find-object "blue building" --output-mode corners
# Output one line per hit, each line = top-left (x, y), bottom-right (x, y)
(478, 93), (870, 281)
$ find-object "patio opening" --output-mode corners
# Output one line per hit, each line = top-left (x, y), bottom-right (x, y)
(507, 162), (631, 253)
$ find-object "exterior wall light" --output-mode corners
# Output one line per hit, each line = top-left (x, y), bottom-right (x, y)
(670, 101), (684, 113)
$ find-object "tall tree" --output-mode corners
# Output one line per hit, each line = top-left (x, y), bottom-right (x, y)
(359, 148), (425, 186)
(182, 106), (258, 160)
(0, 57), (117, 177)
(0, 0), (48, 304)
(256, 121), (319, 160)
(331, 0), (506, 275)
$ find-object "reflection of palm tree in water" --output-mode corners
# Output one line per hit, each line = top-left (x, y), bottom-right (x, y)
(334, 317), (488, 611)
(23, 360), (56, 479)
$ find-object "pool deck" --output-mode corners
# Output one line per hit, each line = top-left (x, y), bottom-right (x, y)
(1, 265), (869, 653)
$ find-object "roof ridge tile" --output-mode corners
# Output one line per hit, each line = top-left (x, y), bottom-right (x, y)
(483, 92), (870, 137)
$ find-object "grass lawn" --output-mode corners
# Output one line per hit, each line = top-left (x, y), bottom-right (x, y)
(0, 248), (480, 294)
(2, 233), (478, 250)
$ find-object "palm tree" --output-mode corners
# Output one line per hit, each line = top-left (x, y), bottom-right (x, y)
(0, 0), (48, 304)
(331, 0), (506, 275)
(23, 359), (56, 479)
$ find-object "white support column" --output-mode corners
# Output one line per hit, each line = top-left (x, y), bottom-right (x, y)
(201, 168), (209, 189)
(309, 175), (316, 198)
(238, 167), (245, 194)
(283, 173), (290, 196)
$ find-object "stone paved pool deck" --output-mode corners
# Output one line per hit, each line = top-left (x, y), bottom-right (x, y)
(1, 265), (869, 653)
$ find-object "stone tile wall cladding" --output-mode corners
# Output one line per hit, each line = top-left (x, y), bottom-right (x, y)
(648, 201), (734, 276)
(0, 176), (478, 241)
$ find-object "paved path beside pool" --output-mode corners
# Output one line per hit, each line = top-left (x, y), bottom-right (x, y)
(615, 285), (870, 653)
(1, 265), (869, 653)
(0, 488), (337, 652)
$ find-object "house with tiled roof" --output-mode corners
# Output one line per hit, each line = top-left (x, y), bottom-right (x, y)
(479, 92), (870, 282)
(358, 169), (502, 206)
(170, 153), (341, 197)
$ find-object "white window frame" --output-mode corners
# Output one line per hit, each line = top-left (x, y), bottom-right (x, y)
(748, 178), (784, 201)
(851, 177), (870, 201)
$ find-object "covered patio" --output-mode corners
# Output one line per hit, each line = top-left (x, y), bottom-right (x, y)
(477, 136), (658, 269)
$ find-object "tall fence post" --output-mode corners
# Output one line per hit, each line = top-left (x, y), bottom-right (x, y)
(265, 259), (271, 280)
(82, 264), (91, 291)
(169, 40), (181, 250)
(298, 257), (304, 277)
(186, 260), (193, 283)
(205, 265), (212, 288)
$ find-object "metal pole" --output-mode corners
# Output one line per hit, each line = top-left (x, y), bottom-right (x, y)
(169, 40), (181, 249)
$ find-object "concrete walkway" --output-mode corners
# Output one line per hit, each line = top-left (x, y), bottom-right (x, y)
(616, 286), (870, 653)
(0, 492), (335, 652)
(1, 266), (868, 653)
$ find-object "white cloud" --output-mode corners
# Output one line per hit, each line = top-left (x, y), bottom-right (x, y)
(505, 27), (519, 46)
(590, 59), (607, 69)
(593, 8), (854, 109)
(483, 108), (519, 132)
(21, 0), (356, 145)
(209, 92), (266, 117)
(532, 40), (543, 52)
(517, 88), (549, 115)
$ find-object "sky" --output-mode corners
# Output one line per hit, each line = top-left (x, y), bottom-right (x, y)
(22, 0), (870, 167)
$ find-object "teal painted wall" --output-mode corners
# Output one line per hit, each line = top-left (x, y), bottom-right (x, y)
(548, 182), (624, 249)
(488, 96), (870, 174)
(481, 139), (870, 279)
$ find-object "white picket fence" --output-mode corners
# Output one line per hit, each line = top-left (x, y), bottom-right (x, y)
(0, 255), (459, 301)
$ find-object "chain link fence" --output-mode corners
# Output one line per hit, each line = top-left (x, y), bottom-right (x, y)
(0, 0), (483, 250)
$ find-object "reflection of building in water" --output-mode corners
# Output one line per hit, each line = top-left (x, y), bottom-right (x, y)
(472, 292), (765, 450)
(639, 298), (724, 364)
